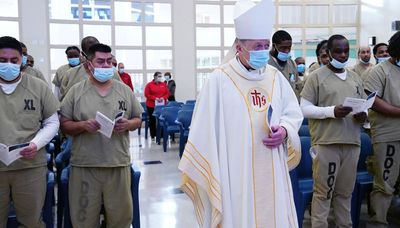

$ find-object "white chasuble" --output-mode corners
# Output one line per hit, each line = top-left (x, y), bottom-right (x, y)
(179, 58), (303, 228)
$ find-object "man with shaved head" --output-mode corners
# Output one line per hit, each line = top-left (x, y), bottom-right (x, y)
(351, 45), (373, 77)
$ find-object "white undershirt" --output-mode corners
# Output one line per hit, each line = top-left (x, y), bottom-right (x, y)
(0, 78), (22, 94)
(300, 98), (336, 119)
(335, 71), (347, 80)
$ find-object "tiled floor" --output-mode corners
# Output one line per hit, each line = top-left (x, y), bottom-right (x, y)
(130, 132), (400, 228)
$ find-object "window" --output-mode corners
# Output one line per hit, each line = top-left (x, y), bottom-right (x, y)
(0, 0), (19, 39)
(48, 0), (173, 101)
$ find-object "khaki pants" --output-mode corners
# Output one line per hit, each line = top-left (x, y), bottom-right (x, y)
(367, 142), (400, 228)
(0, 166), (47, 228)
(69, 166), (132, 228)
(311, 144), (360, 228)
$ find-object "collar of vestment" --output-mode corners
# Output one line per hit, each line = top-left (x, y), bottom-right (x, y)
(232, 57), (266, 81)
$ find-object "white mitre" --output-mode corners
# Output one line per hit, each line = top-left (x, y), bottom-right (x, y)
(222, 0), (275, 63)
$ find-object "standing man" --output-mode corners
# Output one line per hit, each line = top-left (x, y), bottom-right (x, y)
(309, 40), (330, 74)
(268, 30), (301, 99)
(52, 46), (81, 100)
(364, 31), (400, 228)
(361, 43), (390, 80)
(27, 54), (34, 67)
(351, 46), (373, 77)
(164, 72), (176, 101)
(0, 36), (59, 227)
(20, 42), (47, 83)
(118, 62), (134, 91)
(301, 34), (367, 228)
(179, 1), (303, 227)
(60, 43), (143, 228)
(295, 56), (306, 80)
(60, 36), (120, 100)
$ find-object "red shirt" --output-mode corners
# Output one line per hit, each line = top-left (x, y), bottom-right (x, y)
(144, 80), (170, 108)
(119, 72), (134, 91)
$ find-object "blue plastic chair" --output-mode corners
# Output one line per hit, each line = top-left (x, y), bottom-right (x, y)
(176, 110), (194, 158)
(291, 136), (313, 228)
(7, 171), (55, 228)
(181, 104), (195, 111)
(166, 101), (182, 107)
(153, 105), (165, 145)
(351, 132), (374, 228)
(159, 106), (181, 152)
(185, 100), (196, 105)
(138, 102), (149, 139)
(298, 125), (310, 137)
(61, 164), (141, 228)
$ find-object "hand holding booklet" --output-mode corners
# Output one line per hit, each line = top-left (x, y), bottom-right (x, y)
(0, 142), (30, 166)
(343, 91), (377, 114)
(95, 111), (125, 138)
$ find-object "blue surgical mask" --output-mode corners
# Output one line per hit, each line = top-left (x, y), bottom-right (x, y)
(21, 55), (28, 66)
(0, 62), (21, 81)
(68, 58), (80, 67)
(297, 64), (306, 74)
(93, 67), (114, 83)
(119, 68), (125, 74)
(245, 50), (270, 70)
(377, 57), (390, 63)
(330, 56), (348, 69)
(277, 51), (291, 62)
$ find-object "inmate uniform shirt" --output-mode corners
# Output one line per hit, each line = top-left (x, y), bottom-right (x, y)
(268, 56), (301, 98)
(363, 60), (400, 143)
(60, 64), (121, 100)
(52, 64), (72, 88)
(60, 79), (143, 167)
(23, 66), (47, 83)
(308, 63), (321, 74)
(0, 75), (59, 171)
(301, 66), (365, 146)
(351, 62), (373, 78)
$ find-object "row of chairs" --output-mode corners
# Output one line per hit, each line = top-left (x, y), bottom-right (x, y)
(293, 119), (374, 228)
(139, 100), (195, 155)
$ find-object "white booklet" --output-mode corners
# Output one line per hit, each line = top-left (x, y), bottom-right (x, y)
(95, 111), (125, 138)
(343, 91), (377, 114)
(0, 142), (30, 166)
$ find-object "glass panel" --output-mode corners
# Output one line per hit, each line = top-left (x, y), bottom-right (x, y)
(144, 3), (171, 23)
(278, 28), (302, 45)
(115, 26), (142, 46)
(146, 50), (173, 69)
(0, 0), (18, 17)
(0, 21), (19, 39)
(145, 27), (172, 46)
(115, 49), (143, 70)
(197, 72), (211, 93)
(50, 49), (67, 70)
(196, 4), (220, 24)
(50, 23), (79, 45)
(49, 0), (79, 20)
(114, 1), (142, 23)
(305, 28), (329, 46)
(83, 24), (112, 45)
(333, 5), (358, 24)
(305, 5), (329, 24)
(129, 73), (144, 101)
(332, 27), (358, 43)
(196, 27), (221, 47)
(223, 5), (234, 24)
(146, 73), (154, 85)
(278, 5), (302, 24)
(224, 27), (236, 47)
(197, 50), (220, 69)
(82, 0), (111, 21)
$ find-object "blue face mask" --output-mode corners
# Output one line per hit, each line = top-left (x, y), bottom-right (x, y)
(277, 51), (291, 62)
(0, 62), (21, 81)
(93, 67), (114, 83)
(21, 55), (28, 66)
(68, 58), (80, 67)
(297, 64), (306, 74)
(329, 55), (348, 69)
(119, 68), (125, 74)
(376, 57), (390, 63)
(246, 50), (270, 70)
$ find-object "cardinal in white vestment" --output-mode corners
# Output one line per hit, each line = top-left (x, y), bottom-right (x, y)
(178, 0), (304, 227)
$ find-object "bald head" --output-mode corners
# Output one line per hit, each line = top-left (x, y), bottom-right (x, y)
(81, 36), (99, 54)
(358, 45), (371, 64)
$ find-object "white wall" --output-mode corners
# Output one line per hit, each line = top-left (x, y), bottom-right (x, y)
(360, 0), (400, 45)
